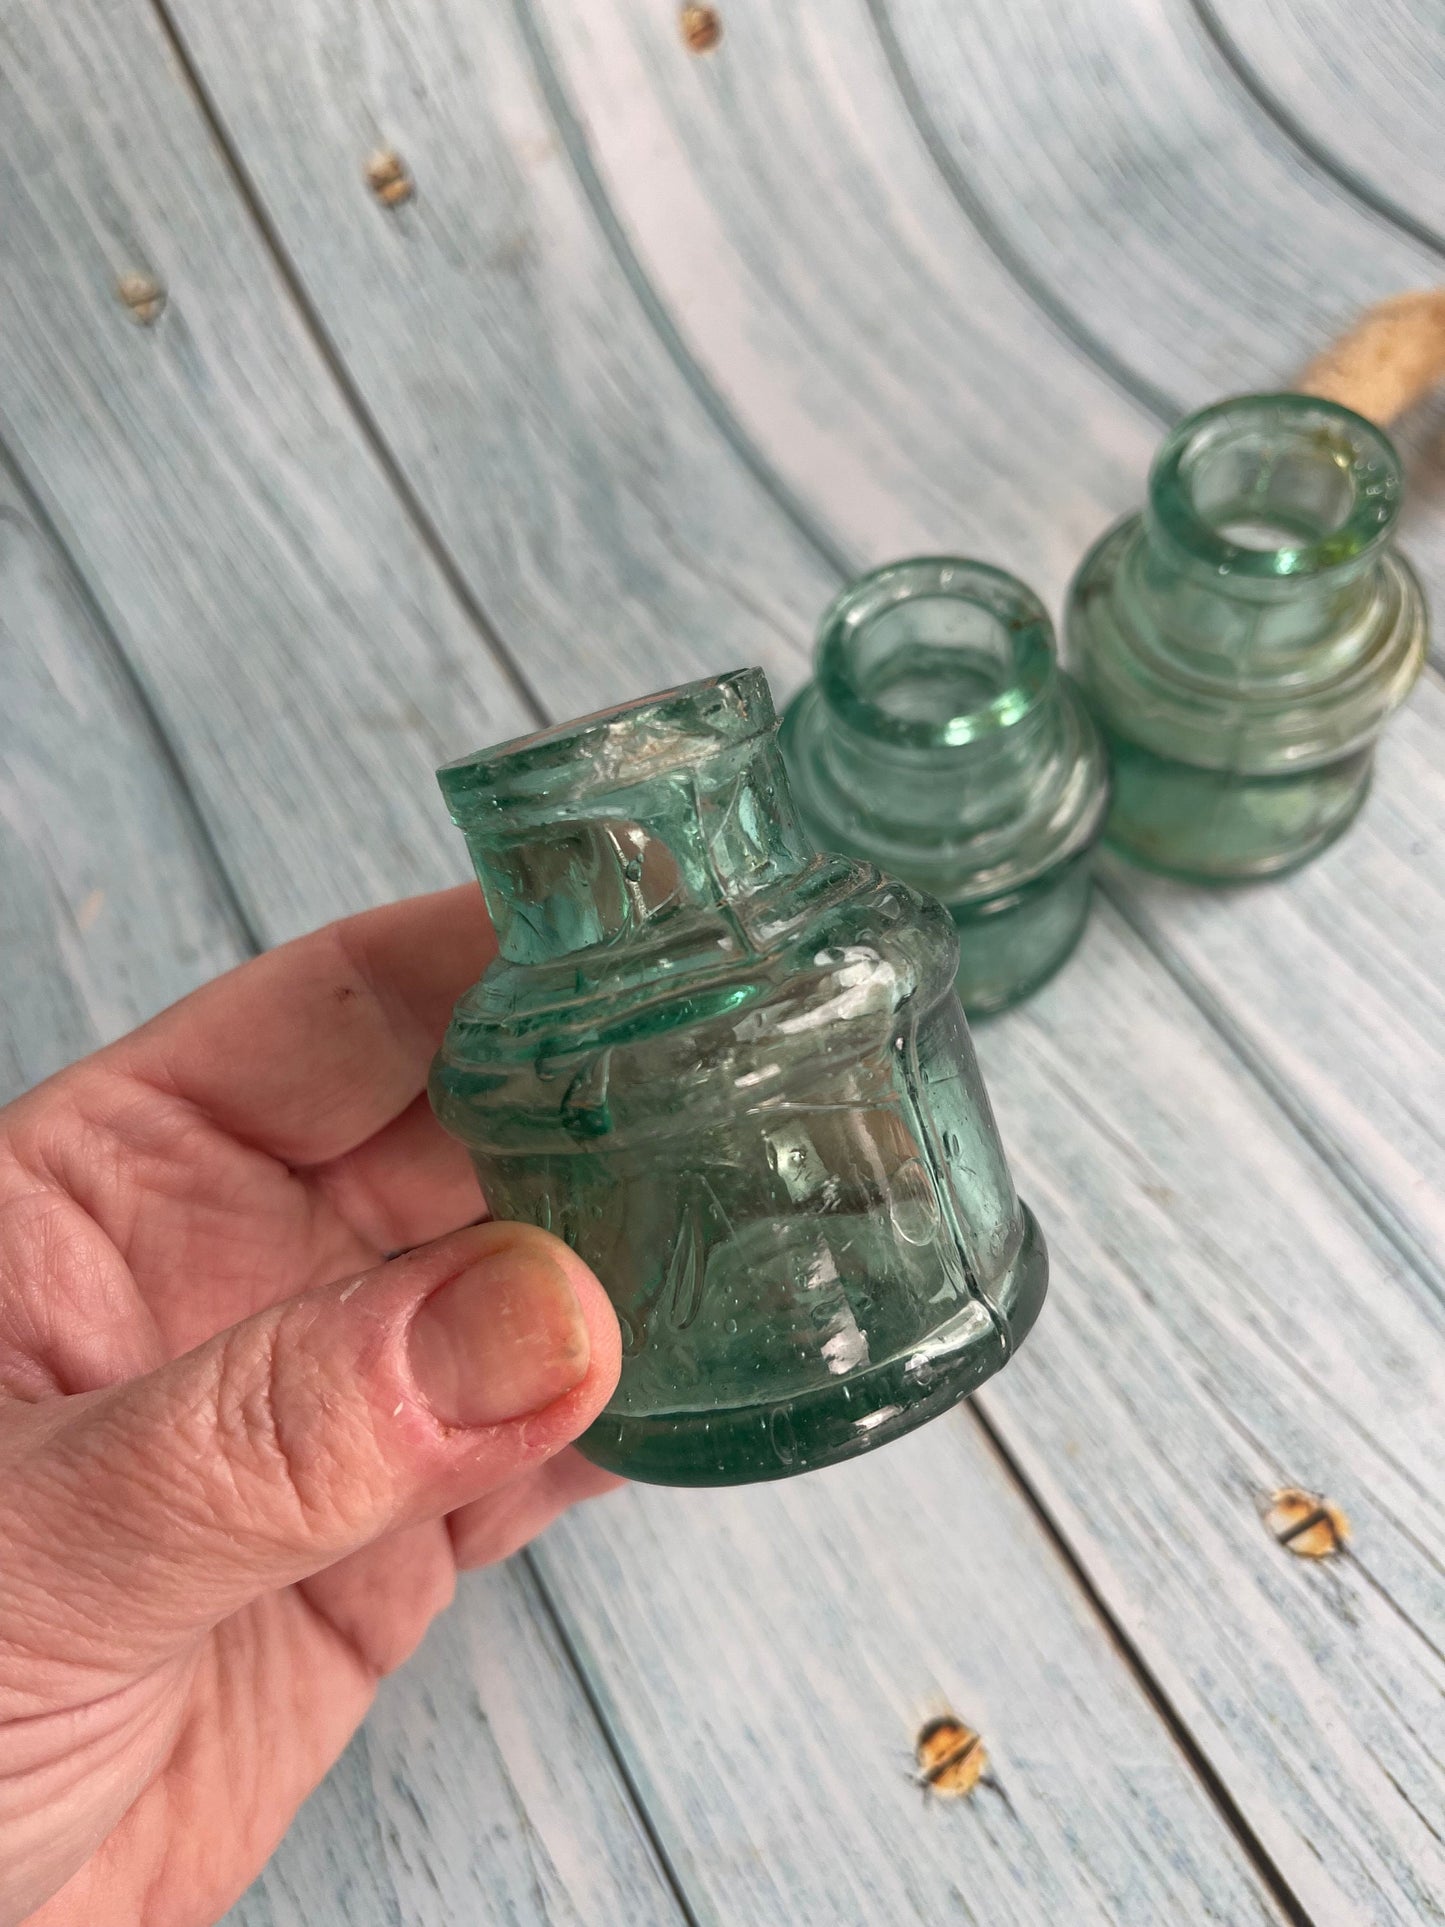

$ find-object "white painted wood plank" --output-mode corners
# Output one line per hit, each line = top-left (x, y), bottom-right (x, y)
(166, 0), (1166, 611)
(230, 1567), (682, 1926)
(0, 0), (536, 940)
(881, 0), (1441, 400)
(511, 0), (1159, 607)
(875, 0), (1445, 608)
(153, 0), (841, 713)
(0, 453), (245, 1096)
(974, 904), (1445, 1925)
(1205, 0), (1445, 246)
(540, 1423), (1288, 1927)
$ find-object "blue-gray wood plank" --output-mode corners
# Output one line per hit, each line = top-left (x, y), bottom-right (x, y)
(2, 0), (1442, 1920)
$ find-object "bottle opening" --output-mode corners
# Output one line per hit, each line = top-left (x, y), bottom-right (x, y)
(436, 669), (813, 963)
(846, 596), (1017, 720)
(437, 668), (773, 821)
(1151, 394), (1402, 579)
(817, 559), (1053, 748)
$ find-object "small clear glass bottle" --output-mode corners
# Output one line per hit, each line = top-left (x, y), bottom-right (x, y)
(780, 559), (1110, 1016)
(1067, 393), (1428, 880)
(430, 670), (1046, 1486)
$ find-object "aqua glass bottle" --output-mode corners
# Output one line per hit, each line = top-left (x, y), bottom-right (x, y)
(780, 559), (1109, 1016)
(429, 670), (1046, 1486)
(1067, 393), (1428, 879)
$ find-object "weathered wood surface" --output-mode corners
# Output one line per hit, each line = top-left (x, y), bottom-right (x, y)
(975, 902), (1445, 1924)
(873, 0), (1445, 649)
(235, 1566), (685, 1927)
(0, 0), (535, 940)
(1205, 0), (1445, 248)
(1, 0), (1442, 1920)
(0, 450), (245, 1092)
(538, 1424), (1287, 1927)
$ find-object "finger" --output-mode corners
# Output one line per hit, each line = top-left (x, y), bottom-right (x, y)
(311, 1092), (485, 1255)
(113, 885), (494, 1164)
(447, 1450), (624, 1569)
(0, 1223), (620, 1696)
(298, 1519), (457, 1677)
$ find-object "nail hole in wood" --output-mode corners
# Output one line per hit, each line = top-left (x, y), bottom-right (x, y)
(366, 149), (414, 208)
(1264, 1487), (1349, 1559)
(116, 273), (166, 325)
(914, 1715), (987, 1798)
(680, 5), (722, 53)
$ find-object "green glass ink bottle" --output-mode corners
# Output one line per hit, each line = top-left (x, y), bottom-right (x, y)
(1068, 393), (1428, 879)
(780, 559), (1109, 1016)
(429, 670), (1046, 1486)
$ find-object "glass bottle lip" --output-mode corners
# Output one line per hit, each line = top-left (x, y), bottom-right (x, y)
(815, 557), (1055, 751)
(1148, 393), (1403, 582)
(437, 668), (774, 821)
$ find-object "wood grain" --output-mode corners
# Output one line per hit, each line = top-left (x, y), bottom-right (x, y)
(540, 1422), (1288, 1927)
(0, 0), (537, 941)
(879, 0), (1440, 397)
(873, 0), (1445, 614)
(227, 1736), (404, 1927)
(508, 0), (1158, 605)
(976, 902), (1445, 1925)
(1201, 0), (1445, 250)
(0, 450), (245, 1097)
(232, 1567), (683, 1926)
(153, 0), (842, 709)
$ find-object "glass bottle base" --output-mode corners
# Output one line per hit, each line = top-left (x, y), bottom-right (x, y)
(952, 855), (1094, 1017)
(577, 1206), (1048, 1486)
(1101, 725), (1374, 882)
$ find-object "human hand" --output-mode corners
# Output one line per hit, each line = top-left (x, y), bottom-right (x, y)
(0, 887), (622, 1927)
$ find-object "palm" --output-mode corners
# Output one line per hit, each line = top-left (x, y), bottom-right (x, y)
(1, 890), (616, 1927)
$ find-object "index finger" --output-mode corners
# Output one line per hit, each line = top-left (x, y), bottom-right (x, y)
(113, 884), (494, 1163)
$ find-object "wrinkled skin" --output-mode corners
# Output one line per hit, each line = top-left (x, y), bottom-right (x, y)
(0, 888), (621, 1927)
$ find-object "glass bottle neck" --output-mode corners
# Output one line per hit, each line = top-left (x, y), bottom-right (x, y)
(1135, 393), (1403, 678)
(439, 674), (813, 966)
(811, 559), (1068, 834)
(818, 696), (1063, 835)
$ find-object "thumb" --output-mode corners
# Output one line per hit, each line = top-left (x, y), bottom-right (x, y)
(0, 1224), (619, 1682)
